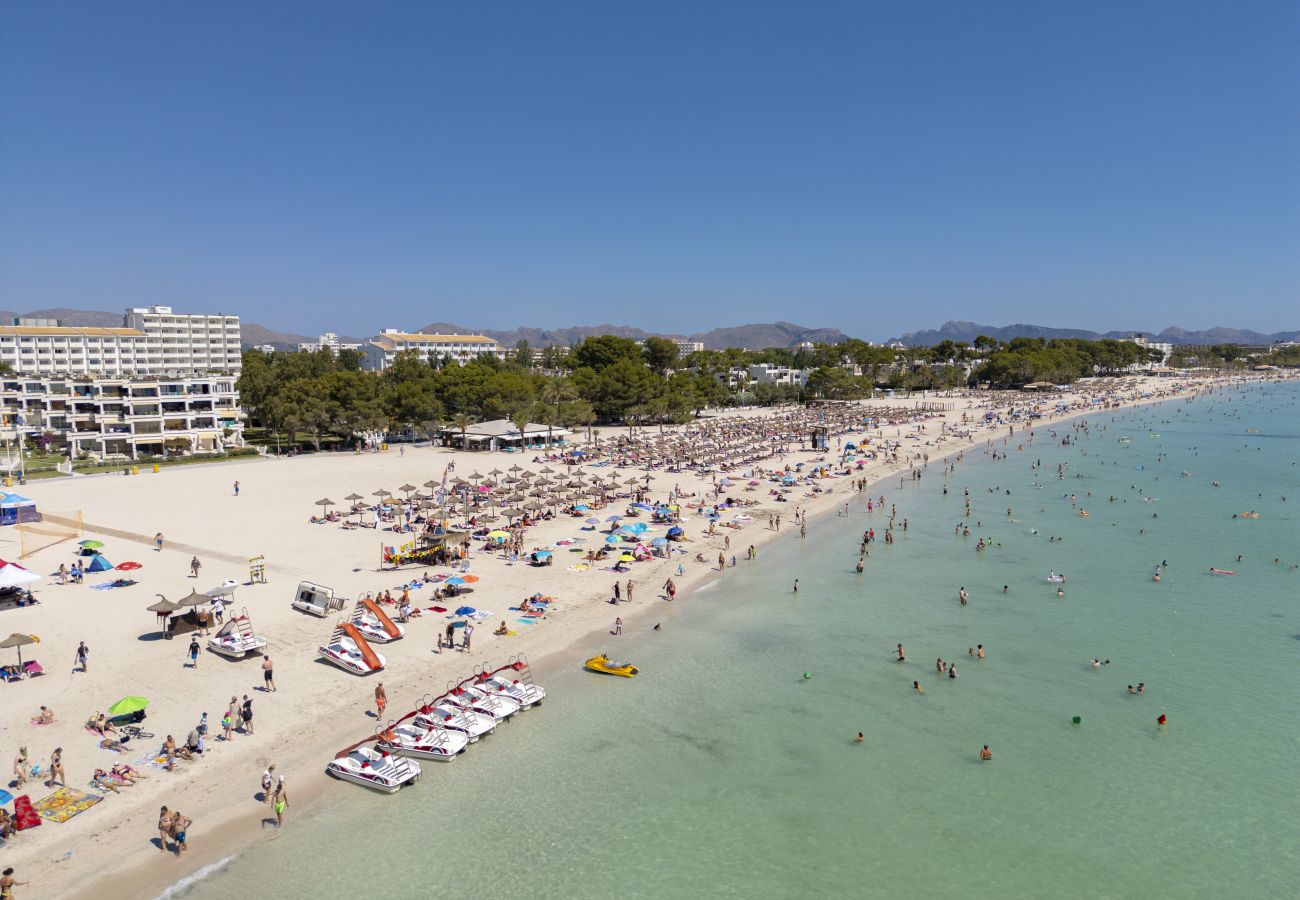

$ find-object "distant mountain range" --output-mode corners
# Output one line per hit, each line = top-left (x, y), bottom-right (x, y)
(418, 320), (851, 351)
(888, 321), (1300, 348)
(0, 306), (1293, 352)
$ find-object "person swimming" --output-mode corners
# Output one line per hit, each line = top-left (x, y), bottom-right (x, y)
(855, 732), (865, 743)
(913, 681), (924, 693)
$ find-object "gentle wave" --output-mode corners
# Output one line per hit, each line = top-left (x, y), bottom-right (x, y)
(155, 854), (238, 899)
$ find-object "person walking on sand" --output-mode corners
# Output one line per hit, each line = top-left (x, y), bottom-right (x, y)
(171, 810), (192, 854)
(157, 807), (173, 853)
(463, 622), (474, 651)
(626, 580), (634, 601)
(272, 776), (288, 827)
(45, 748), (64, 788)
(190, 556), (201, 579)
(221, 709), (235, 742)
(261, 765), (275, 803)
(233, 481), (240, 497)
(261, 655), (275, 692)
(241, 695), (254, 735)
(154, 532), (164, 552)
(187, 637), (200, 669)
(613, 617), (623, 636)
(1, 867), (29, 898)
(12, 748), (27, 789)
(375, 683), (387, 718)
(73, 641), (89, 674)
(663, 578), (676, 601)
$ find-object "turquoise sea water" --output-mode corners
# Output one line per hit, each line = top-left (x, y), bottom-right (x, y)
(181, 383), (1299, 900)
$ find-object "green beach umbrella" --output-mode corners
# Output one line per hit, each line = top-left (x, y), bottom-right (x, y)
(108, 696), (151, 717)
(78, 540), (105, 549)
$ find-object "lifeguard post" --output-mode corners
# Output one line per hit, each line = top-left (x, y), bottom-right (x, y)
(810, 426), (829, 452)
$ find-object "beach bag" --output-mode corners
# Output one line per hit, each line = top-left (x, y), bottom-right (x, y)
(13, 795), (41, 830)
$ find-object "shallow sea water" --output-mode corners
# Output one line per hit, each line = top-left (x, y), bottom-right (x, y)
(180, 382), (1299, 900)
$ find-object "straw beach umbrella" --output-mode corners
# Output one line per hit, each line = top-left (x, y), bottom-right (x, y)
(315, 498), (335, 514)
(0, 633), (39, 666)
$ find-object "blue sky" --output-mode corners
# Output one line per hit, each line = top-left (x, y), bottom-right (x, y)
(1, 1), (1296, 340)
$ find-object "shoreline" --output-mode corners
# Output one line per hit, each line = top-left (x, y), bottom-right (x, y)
(3, 374), (1280, 900)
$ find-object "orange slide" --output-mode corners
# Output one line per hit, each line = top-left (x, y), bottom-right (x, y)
(362, 598), (402, 639)
(340, 622), (383, 671)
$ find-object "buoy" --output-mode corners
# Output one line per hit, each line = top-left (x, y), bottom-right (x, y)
(803, 672), (812, 680)
(1071, 715), (1082, 724)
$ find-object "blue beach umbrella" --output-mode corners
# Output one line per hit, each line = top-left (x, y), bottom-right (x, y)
(604, 535), (621, 545)
(585, 518), (601, 525)
(454, 606), (476, 616)
(650, 537), (668, 547)
(445, 576), (465, 586)
(605, 515), (621, 522)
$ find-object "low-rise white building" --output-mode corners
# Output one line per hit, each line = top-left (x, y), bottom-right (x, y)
(747, 364), (810, 387)
(363, 330), (504, 371)
(0, 374), (243, 460)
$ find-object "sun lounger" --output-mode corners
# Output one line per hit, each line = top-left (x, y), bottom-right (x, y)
(23, 660), (43, 678)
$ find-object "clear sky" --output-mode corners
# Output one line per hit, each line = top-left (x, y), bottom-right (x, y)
(1, 1), (1296, 340)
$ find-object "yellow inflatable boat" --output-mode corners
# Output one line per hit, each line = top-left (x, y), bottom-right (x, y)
(585, 654), (638, 677)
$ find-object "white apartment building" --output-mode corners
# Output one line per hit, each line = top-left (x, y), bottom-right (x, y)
(298, 332), (364, 354)
(0, 307), (242, 377)
(747, 363), (811, 386)
(0, 374), (243, 460)
(674, 339), (705, 355)
(0, 307), (245, 460)
(1124, 335), (1173, 368)
(363, 330), (504, 371)
(123, 306), (243, 373)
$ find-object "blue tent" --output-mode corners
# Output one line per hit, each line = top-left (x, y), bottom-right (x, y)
(85, 553), (114, 573)
(0, 491), (38, 526)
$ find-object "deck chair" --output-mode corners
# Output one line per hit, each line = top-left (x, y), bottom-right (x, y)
(23, 660), (43, 678)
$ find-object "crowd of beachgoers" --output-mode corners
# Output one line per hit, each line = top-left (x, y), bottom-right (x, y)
(0, 370), (1289, 898)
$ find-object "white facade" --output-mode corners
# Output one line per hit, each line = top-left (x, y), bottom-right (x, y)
(363, 330), (503, 371)
(747, 363), (810, 386)
(674, 339), (705, 355)
(0, 374), (243, 460)
(1124, 335), (1173, 368)
(0, 307), (242, 377)
(123, 306), (243, 373)
(298, 332), (364, 354)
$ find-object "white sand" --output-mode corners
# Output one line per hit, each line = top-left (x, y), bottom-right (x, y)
(0, 375), (1270, 898)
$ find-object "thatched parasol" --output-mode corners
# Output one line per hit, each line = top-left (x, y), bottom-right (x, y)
(0, 632), (40, 666)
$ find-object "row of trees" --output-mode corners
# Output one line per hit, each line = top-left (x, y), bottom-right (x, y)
(236, 333), (1294, 448)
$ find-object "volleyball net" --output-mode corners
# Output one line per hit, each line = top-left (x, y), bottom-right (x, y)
(17, 510), (84, 559)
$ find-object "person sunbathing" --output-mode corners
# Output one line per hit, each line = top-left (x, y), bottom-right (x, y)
(493, 622), (509, 636)
(92, 770), (123, 793)
(99, 737), (127, 752)
(111, 763), (146, 782)
(30, 706), (54, 725)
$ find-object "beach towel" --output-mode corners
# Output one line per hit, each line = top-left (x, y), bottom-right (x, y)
(12, 795), (40, 830)
(516, 618), (538, 625)
(32, 787), (102, 823)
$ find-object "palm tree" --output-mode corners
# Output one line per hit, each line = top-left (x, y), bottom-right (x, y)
(511, 411), (531, 453)
(450, 413), (475, 451)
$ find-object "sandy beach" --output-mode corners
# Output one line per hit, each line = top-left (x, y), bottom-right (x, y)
(0, 373), (1279, 899)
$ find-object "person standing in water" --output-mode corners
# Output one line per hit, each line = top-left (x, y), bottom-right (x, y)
(959, 587), (969, 606)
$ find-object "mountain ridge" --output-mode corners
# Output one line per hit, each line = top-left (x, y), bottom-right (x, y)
(889, 320), (1300, 347)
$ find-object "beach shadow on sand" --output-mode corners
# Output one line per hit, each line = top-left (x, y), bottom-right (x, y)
(135, 633), (168, 643)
